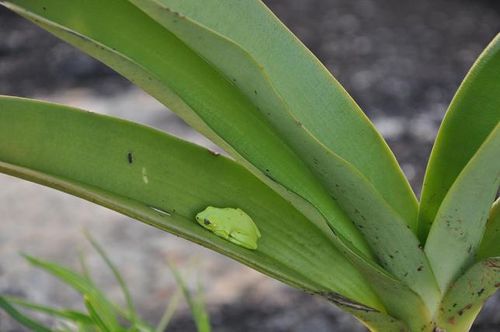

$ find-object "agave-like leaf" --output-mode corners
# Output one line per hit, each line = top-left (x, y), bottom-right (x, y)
(342, 307), (409, 332)
(419, 34), (500, 241)
(0, 0), (445, 324)
(126, 0), (440, 312)
(0, 0), (374, 258)
(0, 96), (426, 330)
(0, 96), (381, 311)
(436, 257), (500, 332)
(425, 124), (500, 292)
(1, 2), (441, 315)
(127, 0), (418, 230)
(332, 254), (433, 332)
(478, 199), (500, 259)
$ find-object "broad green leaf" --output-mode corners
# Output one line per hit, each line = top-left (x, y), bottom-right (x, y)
(129, 0), (418, 230)
(436, 257), (500, 332)
(0, 96), (383, 311)
(425, 124), (500, 292)
(126, 0), (440, 311)
(1, 0), (373, 258)
(2, 296), (93, 325)
(419, 34), (500, 240)
(0, 296), (52, 332)
(478, 198), (500, 259)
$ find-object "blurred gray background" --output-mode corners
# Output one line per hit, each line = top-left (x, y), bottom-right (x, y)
(1, 0), (499, 331)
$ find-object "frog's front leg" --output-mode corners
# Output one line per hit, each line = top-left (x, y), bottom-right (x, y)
(213, 229), (230, 240)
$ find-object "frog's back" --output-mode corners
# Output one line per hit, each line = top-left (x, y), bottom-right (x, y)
(235, 208), (261, 237)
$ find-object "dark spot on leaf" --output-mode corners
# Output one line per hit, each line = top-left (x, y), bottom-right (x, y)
(254, 90), (258, 95)
(452, 303), (457, 307)
(127, 152), (133, 164)
(417, 265), (423, 271)
(457, 304), (472, 316)
(477, 288), (485, 296)
(204, 219), (211, 225)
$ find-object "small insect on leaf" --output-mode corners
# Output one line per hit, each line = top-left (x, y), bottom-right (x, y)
(195, 207), (261, 250)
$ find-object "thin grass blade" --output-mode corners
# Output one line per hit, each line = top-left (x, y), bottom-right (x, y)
(155, 289), (181, 332)
(0, 296), (53, 332)
(2, 296), (93, 325)
(83, 293), (115, 332)
(84, 231), (139, 326)
(22, 254), (124, 331)
(166, 260), (211, 332)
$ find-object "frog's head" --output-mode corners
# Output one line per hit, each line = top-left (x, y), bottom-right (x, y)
(195, 211), (217, 231)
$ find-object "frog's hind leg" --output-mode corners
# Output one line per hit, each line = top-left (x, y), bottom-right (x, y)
(229, 233), (258, 250)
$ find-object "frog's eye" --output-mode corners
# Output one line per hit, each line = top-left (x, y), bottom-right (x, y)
(203, 218), (211, 225)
